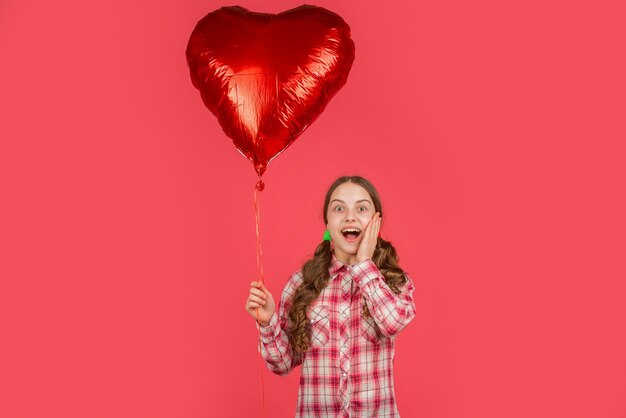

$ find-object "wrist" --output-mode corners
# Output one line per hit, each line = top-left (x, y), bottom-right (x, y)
(258, 313), (274, 327)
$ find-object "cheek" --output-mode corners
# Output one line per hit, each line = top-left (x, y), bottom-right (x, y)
(326, 216), (340, 230)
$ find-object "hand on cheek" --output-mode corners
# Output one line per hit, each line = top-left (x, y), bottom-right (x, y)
(356, 212), (380, 263)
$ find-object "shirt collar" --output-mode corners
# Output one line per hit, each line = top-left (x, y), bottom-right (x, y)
(330, 252), (349, 276)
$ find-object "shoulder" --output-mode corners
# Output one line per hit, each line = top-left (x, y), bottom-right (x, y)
(401, 270), (416, 291)
(275, 270), (305, 312)
(280, 270), (305, 298)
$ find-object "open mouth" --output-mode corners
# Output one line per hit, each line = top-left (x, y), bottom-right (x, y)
(341, 227), (361, 242)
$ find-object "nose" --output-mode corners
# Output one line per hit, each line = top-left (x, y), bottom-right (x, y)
(344, 208), (358, 221)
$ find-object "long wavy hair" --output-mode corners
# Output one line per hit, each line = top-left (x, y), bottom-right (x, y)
(287, 176), (407, 354)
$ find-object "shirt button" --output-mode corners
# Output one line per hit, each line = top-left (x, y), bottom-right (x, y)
(341, 313), (346, 318)
(342, 372), (347, 377)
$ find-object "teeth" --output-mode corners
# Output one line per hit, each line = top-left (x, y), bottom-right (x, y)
(341, 228), (361, 233)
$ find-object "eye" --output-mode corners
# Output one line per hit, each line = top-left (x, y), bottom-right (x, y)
(334, 206), (343, 212)
(358, 206), (368, 212)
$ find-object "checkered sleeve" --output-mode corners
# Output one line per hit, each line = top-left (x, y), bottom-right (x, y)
(257, 272), (303, 376)
(351, 259), (416, 338)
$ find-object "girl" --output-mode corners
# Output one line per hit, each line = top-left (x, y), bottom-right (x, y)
(245, 175), (416, 418)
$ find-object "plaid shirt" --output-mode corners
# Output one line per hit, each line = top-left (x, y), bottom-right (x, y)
(259, 253), (416, 417)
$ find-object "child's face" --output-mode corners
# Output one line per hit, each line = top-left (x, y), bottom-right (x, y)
(326, 182), (376, 265)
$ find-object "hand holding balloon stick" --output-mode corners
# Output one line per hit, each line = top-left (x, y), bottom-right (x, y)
(186, 4), (354, 414)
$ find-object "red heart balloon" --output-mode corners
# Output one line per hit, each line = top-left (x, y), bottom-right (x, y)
(186, 5), (355, 179)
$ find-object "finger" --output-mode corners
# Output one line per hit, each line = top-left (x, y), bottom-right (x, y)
(368, 214), (378, 237)
(248, 295), (266, 305)
(247, 301), (263, 310)
(248, 301), (265, 311)
(252, 282), (269, 297)
(370, 212), (380, 228)
(372, 216), (380, 240)
(259, 281), (271, 295)
(250, 288), (266, 299)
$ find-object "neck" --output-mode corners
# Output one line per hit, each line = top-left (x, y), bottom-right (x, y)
(333, 249), (357, 266)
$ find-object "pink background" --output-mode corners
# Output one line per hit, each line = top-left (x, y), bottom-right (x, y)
(1, 0), (625, 417)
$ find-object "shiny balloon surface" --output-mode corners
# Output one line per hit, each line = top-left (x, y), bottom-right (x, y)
(186, 5), (355, 177)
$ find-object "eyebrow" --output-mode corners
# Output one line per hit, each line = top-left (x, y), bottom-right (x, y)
(330, 199), (372, 205)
